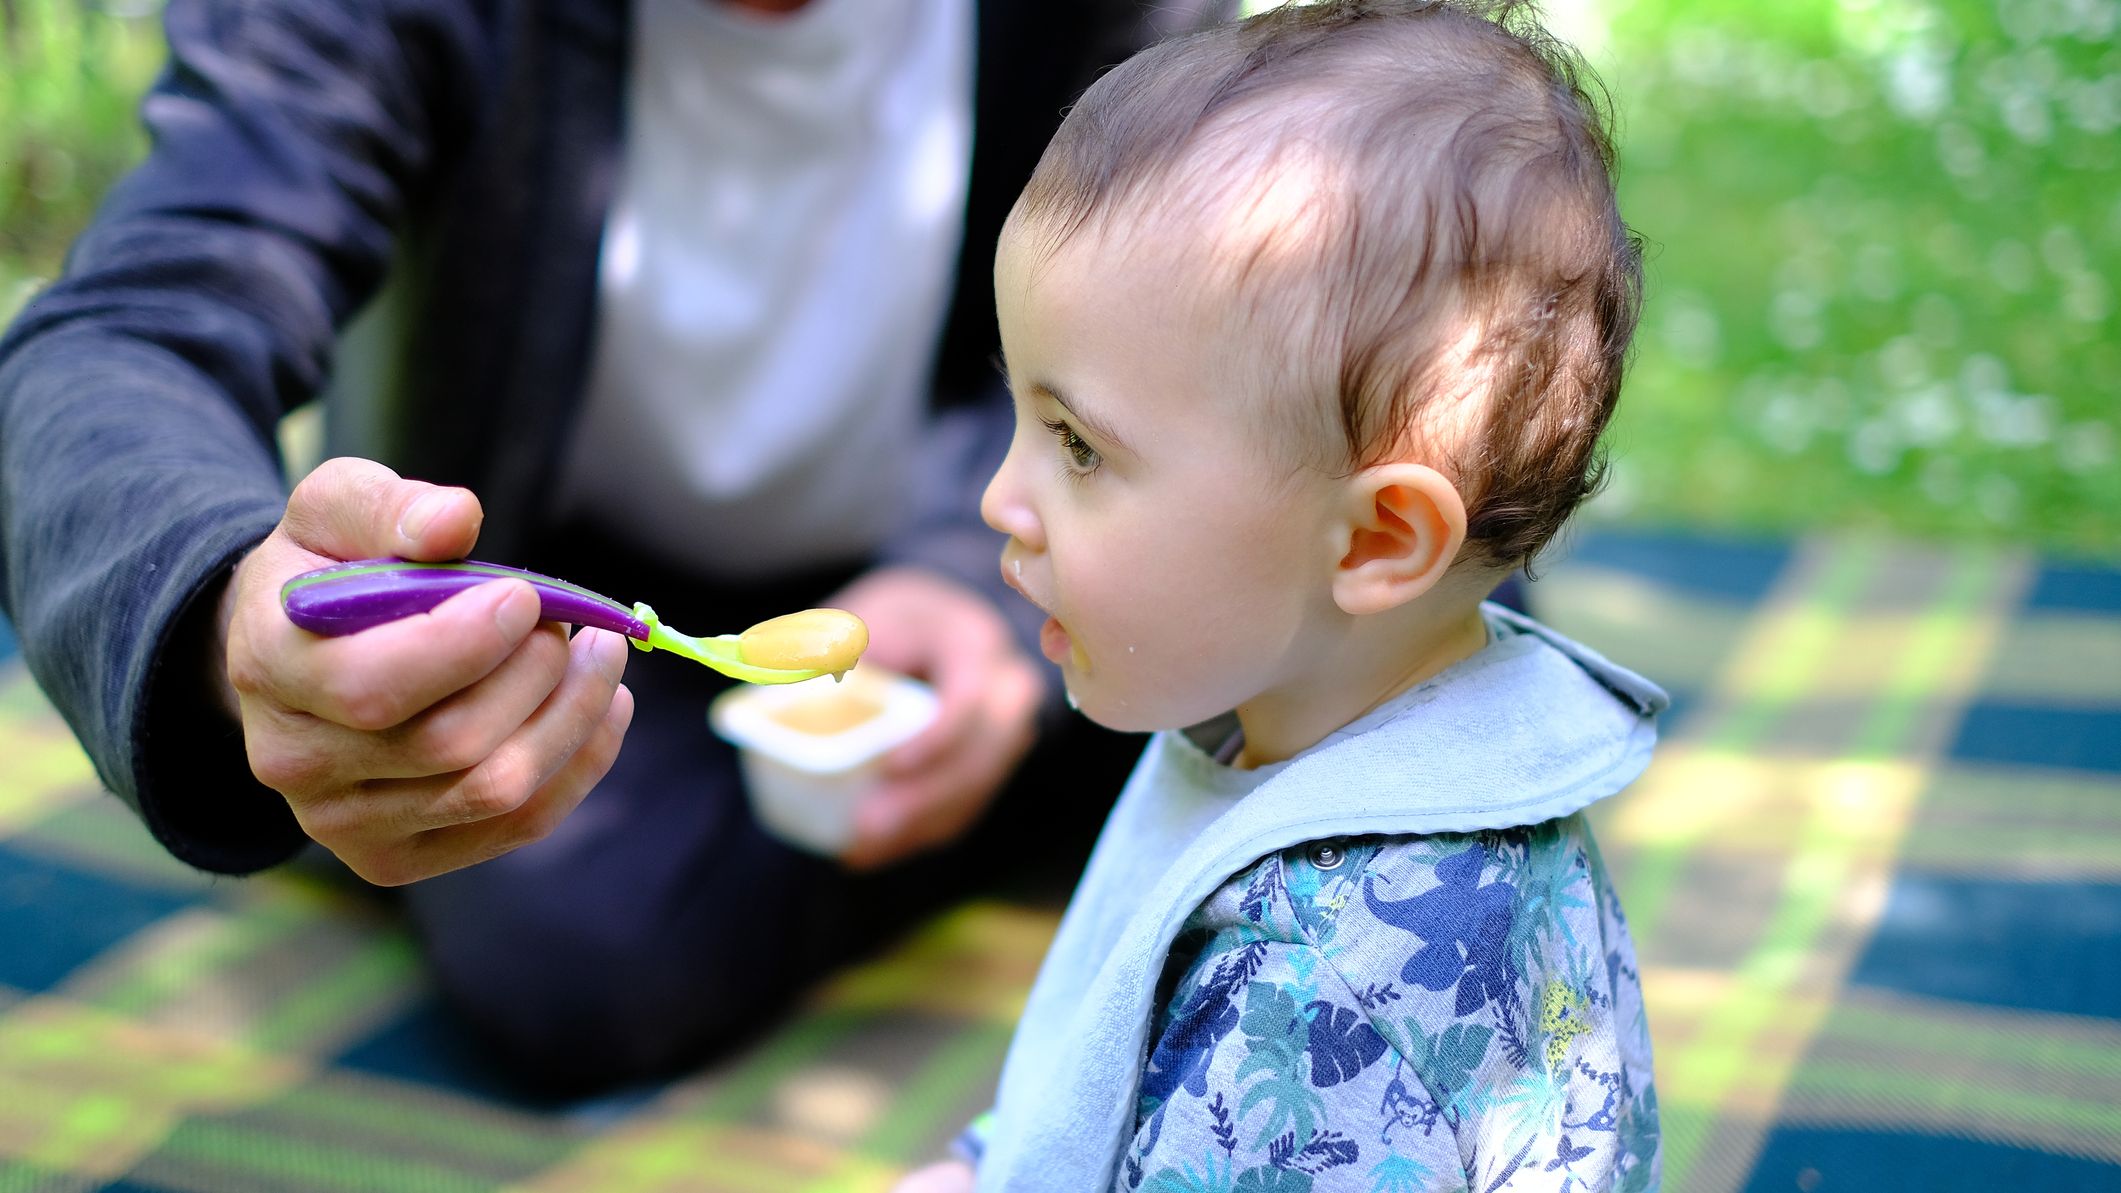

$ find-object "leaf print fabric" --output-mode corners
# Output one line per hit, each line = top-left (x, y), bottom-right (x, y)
(1120, 816), (1659, 1193)
(1365, 844), (1520, 1019)
(1307, 1002), (1387, 1087)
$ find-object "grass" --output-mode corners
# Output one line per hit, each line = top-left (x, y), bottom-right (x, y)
(6, 0), (2119, 557)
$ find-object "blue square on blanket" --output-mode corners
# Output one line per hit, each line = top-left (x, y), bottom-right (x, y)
(1847, 872), (2121, 1021)
(1746, 1127), (2121, 1191)
(2024, 563), (2121, 613)
(1658, 686), (1700, 734)
(1948, 703), (2121, 775)
(0, 843), (194, 992)
(0, 610), (15, 663)
(1559, 529), (1792, 603)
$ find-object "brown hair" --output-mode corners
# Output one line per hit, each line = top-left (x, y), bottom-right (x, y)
(1011, 0), (1642, 571)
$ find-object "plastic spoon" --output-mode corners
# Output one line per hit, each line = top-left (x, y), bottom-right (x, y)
(279, 558), (866, 684)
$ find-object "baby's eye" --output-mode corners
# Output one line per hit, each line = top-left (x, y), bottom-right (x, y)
(1040, 416), (1102, 474)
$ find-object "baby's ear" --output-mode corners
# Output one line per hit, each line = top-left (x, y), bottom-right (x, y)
(1329, 463), (1468, 616)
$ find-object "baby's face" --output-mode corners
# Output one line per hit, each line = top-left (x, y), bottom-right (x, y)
(980, 219), (1346, 733)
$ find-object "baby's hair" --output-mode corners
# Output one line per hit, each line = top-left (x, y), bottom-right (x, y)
(1013, 0), (1642, 571)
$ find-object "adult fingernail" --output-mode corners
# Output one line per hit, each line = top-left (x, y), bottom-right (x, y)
(398, 490), (453, 542)
(494, 583), (540, 639)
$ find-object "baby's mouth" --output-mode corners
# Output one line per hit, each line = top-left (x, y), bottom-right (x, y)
(1038, 615), (1074, 666)
(999, 557), (1081, 669)
(999, 555), (1050, 616)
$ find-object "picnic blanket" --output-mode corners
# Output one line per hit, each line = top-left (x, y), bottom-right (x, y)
(2, 529), (2117, 1192)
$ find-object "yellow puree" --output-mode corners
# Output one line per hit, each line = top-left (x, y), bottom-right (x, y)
(769, 691), (885, 735)
(737, 608), (869, 674)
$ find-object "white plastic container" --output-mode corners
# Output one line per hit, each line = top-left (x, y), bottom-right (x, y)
(708, 668), (939, 855)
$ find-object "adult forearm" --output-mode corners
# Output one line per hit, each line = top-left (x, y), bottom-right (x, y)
(0, 0), (489, 870)
(0, 328), (294, 870)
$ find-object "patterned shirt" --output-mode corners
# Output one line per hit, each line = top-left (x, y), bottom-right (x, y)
(1117, 816), (1660, 1193)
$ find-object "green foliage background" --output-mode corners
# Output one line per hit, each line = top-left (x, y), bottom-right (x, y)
(6, 0), (2118, 556)
(1, 0), (161, 317)
(1591, 0), (2119, 558)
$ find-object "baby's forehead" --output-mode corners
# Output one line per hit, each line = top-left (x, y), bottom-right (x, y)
(1049, 150), (1496, 461)
(1009, 145), (1347, 357)
(1026, 233), (1361, 465)
(1106, 115), (1349, 273)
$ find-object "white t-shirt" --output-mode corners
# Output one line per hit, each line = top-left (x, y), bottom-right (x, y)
(556, 0), (974, 579)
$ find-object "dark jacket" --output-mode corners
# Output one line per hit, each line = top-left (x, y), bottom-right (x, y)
(0, 0), (1231, 874)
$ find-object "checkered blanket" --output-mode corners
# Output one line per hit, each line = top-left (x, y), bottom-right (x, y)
(3, 530), (2117, 1191)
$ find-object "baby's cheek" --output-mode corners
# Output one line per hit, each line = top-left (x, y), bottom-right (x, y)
(1071, 554), (1243, 721)
(1068, 643), (1189, 732)
(1125, 643), (1250, 730)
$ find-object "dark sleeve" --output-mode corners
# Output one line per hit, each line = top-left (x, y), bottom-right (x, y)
(0, 0), (488, 872)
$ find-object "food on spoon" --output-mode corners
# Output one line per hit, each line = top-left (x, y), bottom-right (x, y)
(737, 609), (869, 676)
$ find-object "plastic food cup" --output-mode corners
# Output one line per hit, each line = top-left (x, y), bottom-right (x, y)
(708, 668), (940, 856)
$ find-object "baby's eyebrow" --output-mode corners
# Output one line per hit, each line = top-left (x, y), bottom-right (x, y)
(995, 349), (1133, 454)
(1032, 382), (1132, 455)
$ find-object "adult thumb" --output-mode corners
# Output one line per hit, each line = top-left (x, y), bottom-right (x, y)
(283, 456), (484, 563)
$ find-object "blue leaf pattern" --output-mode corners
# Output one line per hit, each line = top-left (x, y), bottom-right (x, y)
(1140, 942), (1270, 1113)
(1305, 1002), (1387, 1088)
(1119, 816), (1659, 1192)
(1363, 845), (1520, 1018)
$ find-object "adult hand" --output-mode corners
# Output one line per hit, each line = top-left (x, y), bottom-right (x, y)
(211, 457), (635, 885)
(890, 1161), (976, 1193)
(826, 566), (1041, 870)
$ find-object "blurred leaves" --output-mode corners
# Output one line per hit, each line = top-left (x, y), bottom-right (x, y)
(1, 0), (163, 323)
(1587, 0), (2120, 556)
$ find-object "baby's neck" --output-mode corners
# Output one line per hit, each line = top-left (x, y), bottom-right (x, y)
(1232, 599), (1493, 770)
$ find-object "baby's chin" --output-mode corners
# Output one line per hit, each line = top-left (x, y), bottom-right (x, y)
(1061, 680), (1199, 736)
(1063, 683), (1138, 732)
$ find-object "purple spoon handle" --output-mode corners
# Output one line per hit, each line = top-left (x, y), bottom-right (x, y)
(280, 558), (651, 640)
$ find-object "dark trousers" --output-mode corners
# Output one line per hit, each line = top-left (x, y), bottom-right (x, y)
(397, 530), (1138, 1096)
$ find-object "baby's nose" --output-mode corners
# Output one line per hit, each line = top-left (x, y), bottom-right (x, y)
(979, 453), (1042, 548)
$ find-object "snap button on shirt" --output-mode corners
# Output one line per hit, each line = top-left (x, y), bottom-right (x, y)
(1308, 841), (1345, 871)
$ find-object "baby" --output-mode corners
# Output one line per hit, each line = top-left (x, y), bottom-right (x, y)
(901, 2), (1664, 1189)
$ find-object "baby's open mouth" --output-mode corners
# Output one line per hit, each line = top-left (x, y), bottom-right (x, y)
(1037, 616), (1072, 665)
(999, 557), (1075, 666)
(998, 556), (1049, 615)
